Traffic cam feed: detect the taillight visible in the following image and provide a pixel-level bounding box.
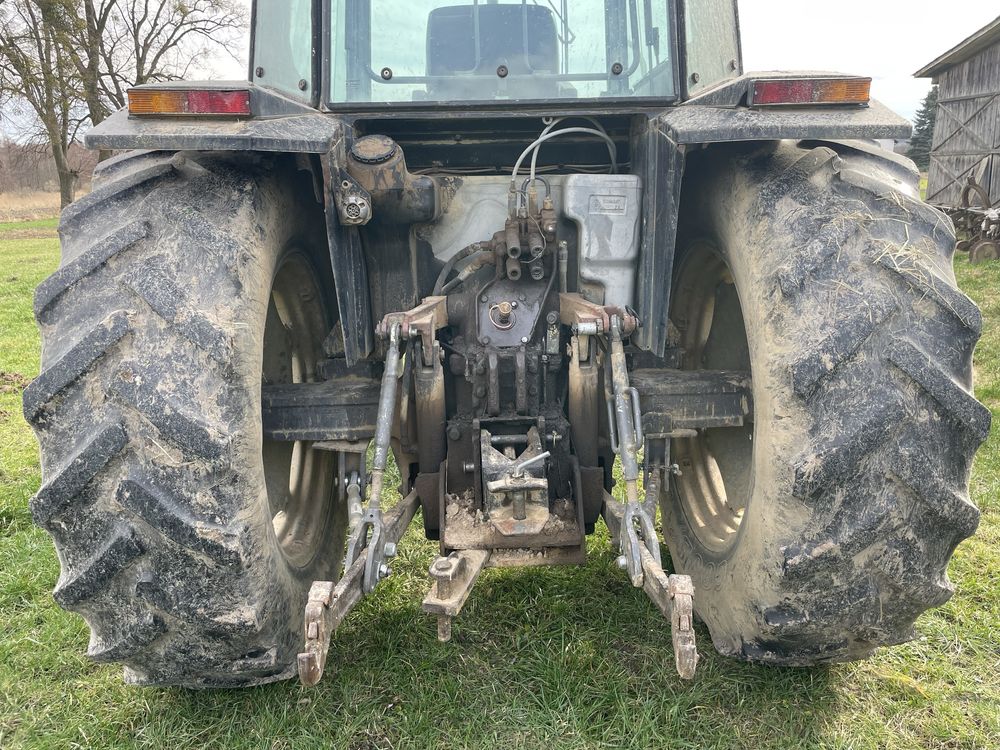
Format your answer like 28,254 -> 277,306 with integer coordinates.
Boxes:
750,77 -> 871,107
127,88 -> 251,117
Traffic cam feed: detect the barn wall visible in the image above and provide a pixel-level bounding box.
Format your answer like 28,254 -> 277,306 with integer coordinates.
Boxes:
926,40 -> 1000,207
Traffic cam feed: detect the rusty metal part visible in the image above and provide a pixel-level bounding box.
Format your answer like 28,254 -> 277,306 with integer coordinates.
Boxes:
970,238 -> 1000,264
378,296 -> 449,364
480,427 -> 550,537
961,176 -> 993,210
489,301 -> 516,330
603,495 -> 698,679
298,490 -> 420,687
639,545 -> 698,680
422,549 -> 491,642
558,293 -> 637,337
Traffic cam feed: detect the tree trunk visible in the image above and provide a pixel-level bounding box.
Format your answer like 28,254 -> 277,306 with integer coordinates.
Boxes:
56,165 -> 76,208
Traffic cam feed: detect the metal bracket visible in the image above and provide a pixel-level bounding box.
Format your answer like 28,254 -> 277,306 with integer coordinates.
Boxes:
345,505 -> 390,594
618,499 -> 661,587
603,495 -> 699,680
558,293 -> 637,338
638,543 -> 699,680
298,490 -> 420,686
378,295 -> 449,365
422,549 -> 491,642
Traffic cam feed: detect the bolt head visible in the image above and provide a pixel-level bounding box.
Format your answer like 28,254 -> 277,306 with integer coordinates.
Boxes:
379,564 -> 392,578
521,337 -> 529,344
434,558 -> 452,572
383,542 -> 397,558
616,555 -> 629,571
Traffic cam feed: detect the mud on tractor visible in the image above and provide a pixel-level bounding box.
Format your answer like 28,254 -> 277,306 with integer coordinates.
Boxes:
25,0 -> 990,687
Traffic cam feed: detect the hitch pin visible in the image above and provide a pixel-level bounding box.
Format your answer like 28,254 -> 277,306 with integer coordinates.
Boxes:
513,451 -> 550,477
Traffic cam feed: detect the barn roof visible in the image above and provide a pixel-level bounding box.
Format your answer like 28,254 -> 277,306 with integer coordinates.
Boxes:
915,15 -> 1000,78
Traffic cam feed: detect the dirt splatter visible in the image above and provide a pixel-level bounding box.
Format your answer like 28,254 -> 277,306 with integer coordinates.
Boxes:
0,371 -> 31,394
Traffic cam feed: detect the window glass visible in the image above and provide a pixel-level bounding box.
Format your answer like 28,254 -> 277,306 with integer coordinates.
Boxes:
684,0 -> 740,96
329,1 -> 674,104
253,0 -> 314,101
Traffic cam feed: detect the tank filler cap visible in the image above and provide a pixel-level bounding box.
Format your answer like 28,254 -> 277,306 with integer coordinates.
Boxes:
350,135 -> 398,165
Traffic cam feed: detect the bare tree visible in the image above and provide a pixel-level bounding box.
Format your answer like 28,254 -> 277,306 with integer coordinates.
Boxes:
0,1 -> 89,206
45,0 -> 245,117
0,0 -> 246,205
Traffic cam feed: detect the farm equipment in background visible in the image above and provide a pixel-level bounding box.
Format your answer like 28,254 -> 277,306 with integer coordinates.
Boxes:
945,175 -> 1000,264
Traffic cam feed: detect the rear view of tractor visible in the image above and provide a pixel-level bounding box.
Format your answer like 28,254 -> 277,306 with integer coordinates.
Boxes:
25,0 -> 989,688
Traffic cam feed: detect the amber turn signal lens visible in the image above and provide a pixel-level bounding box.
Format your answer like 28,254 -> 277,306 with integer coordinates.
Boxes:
128,89 -> 251,117
751,77 -> 871,106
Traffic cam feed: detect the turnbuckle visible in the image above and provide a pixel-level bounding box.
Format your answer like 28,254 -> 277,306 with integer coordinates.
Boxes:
345,321 -> 404,594
299,320 -> 417,686
601,315 -> 699,679
605,315 -> 661,586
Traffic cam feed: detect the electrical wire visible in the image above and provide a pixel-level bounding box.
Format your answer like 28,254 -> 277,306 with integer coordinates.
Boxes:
528,117 -> 615,184
510,127 -> 618,192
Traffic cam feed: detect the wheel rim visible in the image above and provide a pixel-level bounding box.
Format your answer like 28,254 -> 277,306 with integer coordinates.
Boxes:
671,244 -> 754,555
261,253 -> 335,569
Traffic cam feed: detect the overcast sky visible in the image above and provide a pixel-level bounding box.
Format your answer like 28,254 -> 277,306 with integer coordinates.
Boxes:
738,1 -> 998,120
212,1 -> 997,121
3,1 -> 996,139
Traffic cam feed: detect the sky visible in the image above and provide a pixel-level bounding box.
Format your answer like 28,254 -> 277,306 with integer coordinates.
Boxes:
3,1 -> 997,138
212,0 -> 998,121
736,0 -> 998,120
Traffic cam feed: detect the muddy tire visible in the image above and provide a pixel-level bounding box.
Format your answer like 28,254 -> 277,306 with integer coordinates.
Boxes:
24,151 -> 346,686
662,140 -> 990,664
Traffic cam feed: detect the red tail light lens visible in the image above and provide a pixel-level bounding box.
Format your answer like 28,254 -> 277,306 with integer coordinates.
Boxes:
128,89 -> 251,117
751,78 -> 871,107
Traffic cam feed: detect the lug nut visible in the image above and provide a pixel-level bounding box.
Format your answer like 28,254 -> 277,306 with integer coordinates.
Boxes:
616,555 -> 629,571
379,564 -> 392,579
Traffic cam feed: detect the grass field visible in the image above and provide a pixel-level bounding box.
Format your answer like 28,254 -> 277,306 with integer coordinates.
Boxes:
0,217 -> 997,749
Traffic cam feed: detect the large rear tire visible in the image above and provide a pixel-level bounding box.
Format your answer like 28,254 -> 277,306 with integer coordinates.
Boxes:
661,140 -> 990,664
24,151 -> 346,686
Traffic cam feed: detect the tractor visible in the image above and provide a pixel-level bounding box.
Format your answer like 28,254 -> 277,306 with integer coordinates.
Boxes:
25,0 -> 989,687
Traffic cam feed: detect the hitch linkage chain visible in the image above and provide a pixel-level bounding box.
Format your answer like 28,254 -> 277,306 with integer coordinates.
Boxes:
345,321 -> 404,594
603,314 -> 699,679
298,320 -> 419,687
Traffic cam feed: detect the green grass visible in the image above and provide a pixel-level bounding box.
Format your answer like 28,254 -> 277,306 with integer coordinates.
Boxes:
1,224 -> 998,750
0,217 -> 58,234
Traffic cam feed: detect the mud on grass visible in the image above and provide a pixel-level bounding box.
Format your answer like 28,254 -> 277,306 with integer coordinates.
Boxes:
1,222 -> 998,749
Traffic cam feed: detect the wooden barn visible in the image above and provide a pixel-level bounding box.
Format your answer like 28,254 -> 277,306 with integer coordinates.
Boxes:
916,16 -> 1000,208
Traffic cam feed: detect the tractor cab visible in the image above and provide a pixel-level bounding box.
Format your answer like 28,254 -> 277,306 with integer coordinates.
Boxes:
250,0 -> 744,108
